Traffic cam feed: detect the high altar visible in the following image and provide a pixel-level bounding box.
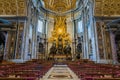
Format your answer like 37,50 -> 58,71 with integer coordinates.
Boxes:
49,16 -> 72,60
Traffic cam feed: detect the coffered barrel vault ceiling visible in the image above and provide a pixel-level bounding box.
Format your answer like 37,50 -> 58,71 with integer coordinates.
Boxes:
39,0 -> 82,21
0,0 -> 26,16
40,0 -> 82,15
95,0 -> 120,17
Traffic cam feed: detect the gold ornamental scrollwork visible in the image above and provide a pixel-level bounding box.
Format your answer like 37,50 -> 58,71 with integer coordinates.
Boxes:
49,16 -> 71,47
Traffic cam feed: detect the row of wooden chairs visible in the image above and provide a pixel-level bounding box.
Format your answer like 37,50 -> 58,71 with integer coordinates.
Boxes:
67,60 -> 120,80
0,60 -> 53,80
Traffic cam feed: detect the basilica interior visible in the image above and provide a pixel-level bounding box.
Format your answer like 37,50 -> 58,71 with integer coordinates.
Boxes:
0,0 -> 120,80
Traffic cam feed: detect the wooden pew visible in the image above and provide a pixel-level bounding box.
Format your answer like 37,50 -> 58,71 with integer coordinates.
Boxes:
94,78 -> 120,80
0,77 -> 37,80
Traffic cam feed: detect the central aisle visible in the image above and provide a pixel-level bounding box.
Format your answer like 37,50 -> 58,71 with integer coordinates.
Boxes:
41,65 -> 80,80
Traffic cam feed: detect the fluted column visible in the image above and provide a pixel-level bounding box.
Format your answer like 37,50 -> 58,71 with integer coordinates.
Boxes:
34,12 -> 39,59
23,1 -> 31,61
73,20 -> 76,60
14,20 -> 20,59
89,1 -> 97,61
4,31 -> 11,60
21,21 -> 27,61
44,20 -> 48,59
82,8 -> 89,59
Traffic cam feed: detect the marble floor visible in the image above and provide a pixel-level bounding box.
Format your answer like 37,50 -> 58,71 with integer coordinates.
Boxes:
41,65 -> 80,80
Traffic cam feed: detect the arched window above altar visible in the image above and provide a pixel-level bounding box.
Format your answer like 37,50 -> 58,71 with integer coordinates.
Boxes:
38,20 -> 43,33
78,20 -> 83,33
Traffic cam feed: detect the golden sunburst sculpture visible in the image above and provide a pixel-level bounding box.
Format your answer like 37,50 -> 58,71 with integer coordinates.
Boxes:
48,16 -> 71,47
43,0 -> 75,46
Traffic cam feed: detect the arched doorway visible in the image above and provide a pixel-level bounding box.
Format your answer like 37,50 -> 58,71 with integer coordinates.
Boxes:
0,32 -> 6,62
115,34 -> 120,63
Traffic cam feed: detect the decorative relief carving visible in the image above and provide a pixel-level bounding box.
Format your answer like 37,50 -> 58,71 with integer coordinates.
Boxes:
94,1 -> 102,16
5,8 -> 11,15
95,0 -> 120,16
0,9 -> 4,15
0,0 -> 26,16
96,22 -> 105,59
17,0 -> 26,16
18,1 -> 25,8
0,2 -> 3,7
18,8 -> 25,16
11,8 -> 17,15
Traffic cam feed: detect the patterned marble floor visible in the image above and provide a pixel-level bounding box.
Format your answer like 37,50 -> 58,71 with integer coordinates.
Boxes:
41,65 -> 80,80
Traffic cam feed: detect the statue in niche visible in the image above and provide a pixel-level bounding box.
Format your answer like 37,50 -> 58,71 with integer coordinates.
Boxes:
28,39 -> 32,59
0,44 -> 4,62
89,39 -> 93,59
57,35 -> 63,54
0,44 -> 4,54
117,40 -> 120,63
76,37 -> 82,59
39,42 -> 44,54
76,43 -> 82,59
